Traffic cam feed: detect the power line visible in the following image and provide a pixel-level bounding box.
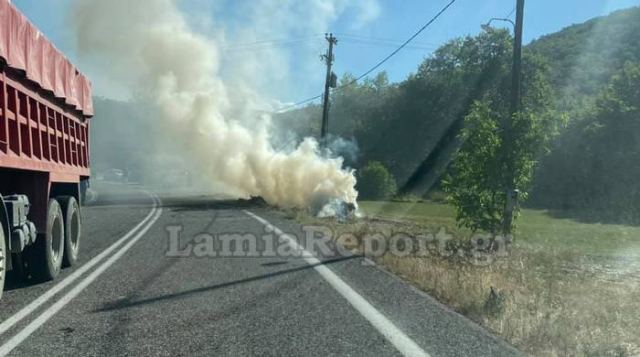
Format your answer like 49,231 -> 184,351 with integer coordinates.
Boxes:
505,7 -> 516,18
223,34 -> 323,48
343,0 -> 457,86
340,38 -> 437,51
275,94 -> 324,113
224,41 -> 321,54
222,35 -> 323,52
224,33 -> 438,53
276,0 -> 457,112
337,33 -> 438,47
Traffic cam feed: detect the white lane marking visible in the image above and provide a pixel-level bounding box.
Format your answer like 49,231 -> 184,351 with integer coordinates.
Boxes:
244,210 -> 431,357
0,197 -> 163,356
0,193 -> 159,336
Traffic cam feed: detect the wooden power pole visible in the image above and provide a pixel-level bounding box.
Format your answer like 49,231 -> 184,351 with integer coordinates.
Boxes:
503,0 -> 525,236
321,33 -> 338,140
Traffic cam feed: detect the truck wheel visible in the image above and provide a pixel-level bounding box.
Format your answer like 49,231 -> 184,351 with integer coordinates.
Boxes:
27,199 -> 64,281
58,196 -> 81,267
0,221 -> 6,299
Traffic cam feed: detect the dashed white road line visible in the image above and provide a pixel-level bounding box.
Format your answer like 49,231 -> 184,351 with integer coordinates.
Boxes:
0,194 -> 162,356
244,210 -> 431,357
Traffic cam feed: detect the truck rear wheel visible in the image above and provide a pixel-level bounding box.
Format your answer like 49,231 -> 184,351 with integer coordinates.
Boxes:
58,196 -> 81,267
27,199 -> 64,281
0,221 -> 6,299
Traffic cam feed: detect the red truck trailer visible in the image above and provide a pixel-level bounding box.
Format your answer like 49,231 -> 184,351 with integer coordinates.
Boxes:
0,0 -> 93,298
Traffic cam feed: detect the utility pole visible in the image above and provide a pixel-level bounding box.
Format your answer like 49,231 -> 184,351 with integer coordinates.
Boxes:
321,33 -> 338,140
502,0 -> 525,237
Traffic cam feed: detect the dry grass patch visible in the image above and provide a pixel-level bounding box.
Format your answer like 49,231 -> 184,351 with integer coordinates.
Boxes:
291,201 -> 640,356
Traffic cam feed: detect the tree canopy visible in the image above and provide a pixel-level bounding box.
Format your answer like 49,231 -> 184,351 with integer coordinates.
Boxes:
276,6 -> 640,225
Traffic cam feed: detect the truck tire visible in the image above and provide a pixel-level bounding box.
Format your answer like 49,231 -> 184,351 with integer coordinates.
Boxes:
58,196 -> 81,267
0,221 -> 6,299
27,199 -> 64,281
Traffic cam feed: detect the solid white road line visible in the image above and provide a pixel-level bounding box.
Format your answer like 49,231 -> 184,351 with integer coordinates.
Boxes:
0,196 -> 163,356
0,193 -> 159,337
244,210 -> 431,357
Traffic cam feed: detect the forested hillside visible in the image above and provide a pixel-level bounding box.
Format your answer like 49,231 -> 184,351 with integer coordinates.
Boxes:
528,7 -> 640,111
278,6 -> 640,223
526,7 -> 640,221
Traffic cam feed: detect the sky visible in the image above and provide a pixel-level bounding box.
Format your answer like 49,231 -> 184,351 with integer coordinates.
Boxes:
11,0 -> 640,106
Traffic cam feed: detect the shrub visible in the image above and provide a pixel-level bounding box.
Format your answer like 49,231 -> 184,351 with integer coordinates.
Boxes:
357,161 -> 397,200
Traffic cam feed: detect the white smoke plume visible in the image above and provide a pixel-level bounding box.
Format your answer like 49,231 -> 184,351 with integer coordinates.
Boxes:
71,0 -> 372,210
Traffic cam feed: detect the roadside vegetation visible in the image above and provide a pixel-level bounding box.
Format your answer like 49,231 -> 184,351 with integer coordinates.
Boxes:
285,7 -> 640,356
277,7 -> 640,226
294,200 -> 640,356
356,161 -> 398,200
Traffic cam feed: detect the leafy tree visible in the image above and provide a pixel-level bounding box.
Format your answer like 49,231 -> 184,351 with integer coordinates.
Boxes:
329,72 -> 397,152
273,7 -> 640,222
531,62 -> 640,222
443,47 -> 559,234
357,161 -> 398,200
367,28 -> 517,188
443,102 -> 502,232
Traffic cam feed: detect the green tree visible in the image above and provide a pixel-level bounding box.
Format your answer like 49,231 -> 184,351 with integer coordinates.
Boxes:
532,62 -> 640,222
357,29 -> 518,187
357,161 -> 398,200
443,47 -> 559,234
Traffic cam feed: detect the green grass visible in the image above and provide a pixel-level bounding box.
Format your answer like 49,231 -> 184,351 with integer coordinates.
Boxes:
294,200 -> 640,355
359,200 -> 640,257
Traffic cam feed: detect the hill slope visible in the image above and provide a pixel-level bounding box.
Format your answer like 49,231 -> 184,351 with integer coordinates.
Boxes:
528,6 -> 640,110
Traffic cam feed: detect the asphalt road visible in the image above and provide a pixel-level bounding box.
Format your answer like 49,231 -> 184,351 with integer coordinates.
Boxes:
0,183 -> 522,357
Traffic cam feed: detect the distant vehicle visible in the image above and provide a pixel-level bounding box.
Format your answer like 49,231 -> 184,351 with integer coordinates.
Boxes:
0,1 -> 94,298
